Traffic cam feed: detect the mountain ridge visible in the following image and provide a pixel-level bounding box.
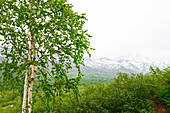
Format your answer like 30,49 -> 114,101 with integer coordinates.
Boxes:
78,56 -> 169,78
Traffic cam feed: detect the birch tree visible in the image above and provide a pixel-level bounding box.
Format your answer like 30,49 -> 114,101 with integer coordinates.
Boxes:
0,0 -> 93,112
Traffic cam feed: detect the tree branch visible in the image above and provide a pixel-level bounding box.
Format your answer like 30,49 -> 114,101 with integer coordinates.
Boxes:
10,41 -> 27,63
36,68 -> 67,85
37,50 -> 61,62
20,26 -> 29,49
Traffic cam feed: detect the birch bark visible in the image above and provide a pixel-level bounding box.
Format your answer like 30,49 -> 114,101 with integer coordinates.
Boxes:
22,70 -> 28,113
28,38 -> 36,113
22,35 -> 32,113
28,65 -> 36,113
27,1 -> 36,112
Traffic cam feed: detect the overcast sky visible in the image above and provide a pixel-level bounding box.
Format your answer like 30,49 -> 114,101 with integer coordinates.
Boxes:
67,0 -> 170,61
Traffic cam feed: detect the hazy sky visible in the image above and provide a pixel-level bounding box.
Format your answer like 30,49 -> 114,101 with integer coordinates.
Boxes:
68,0 -> 170,61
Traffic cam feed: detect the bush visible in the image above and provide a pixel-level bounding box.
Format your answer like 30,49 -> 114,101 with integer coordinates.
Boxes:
158,78 -> 170,111
60,67 -> 169,113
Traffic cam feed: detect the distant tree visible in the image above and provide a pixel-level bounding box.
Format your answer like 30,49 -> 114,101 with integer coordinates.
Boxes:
0,0 -> 94,112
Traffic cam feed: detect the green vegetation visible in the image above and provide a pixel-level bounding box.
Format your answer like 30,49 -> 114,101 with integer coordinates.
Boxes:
0,67 -> 169,113
157,73 -> 170,111
0,0 -> 94,112
79,78 -> 111,87
0,91 -> 21,113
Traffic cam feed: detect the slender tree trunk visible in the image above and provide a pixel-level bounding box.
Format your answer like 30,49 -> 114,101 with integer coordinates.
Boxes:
22,70 -> 29,113
24,34 -> 32,113
28,65 -> 36,113
28,38 -> 36,113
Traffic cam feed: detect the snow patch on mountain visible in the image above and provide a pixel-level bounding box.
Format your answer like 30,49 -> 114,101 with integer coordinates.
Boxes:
84,56 -> 169,74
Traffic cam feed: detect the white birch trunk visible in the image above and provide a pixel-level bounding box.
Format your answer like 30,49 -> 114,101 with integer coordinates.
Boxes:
28,65 -> 36,113
22,35 -> 32,113
22,70 -> 28,113
28,38 -> 36,113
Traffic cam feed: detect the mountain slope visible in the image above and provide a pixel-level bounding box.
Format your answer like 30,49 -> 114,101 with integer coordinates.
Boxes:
77,56 -> 169,78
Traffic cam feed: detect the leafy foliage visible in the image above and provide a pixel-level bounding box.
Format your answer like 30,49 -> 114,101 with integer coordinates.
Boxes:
59,67 -> 170,113
0,0 -> 93,112
0,91 -> 21,113
157,70 -> 170,111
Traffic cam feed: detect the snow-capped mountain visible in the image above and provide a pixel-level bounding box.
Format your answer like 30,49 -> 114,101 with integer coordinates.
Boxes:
0,49 -> 169,78
81,56 -> 169,78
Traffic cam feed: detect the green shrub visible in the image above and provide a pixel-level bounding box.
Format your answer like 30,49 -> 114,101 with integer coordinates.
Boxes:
158,78 -> 170,111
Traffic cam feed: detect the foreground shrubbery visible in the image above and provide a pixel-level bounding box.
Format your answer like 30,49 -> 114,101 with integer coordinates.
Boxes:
0,67 -> 170,112
157,73 -> 170,111
60,67 -> 170,113
0,91 -> 21,113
